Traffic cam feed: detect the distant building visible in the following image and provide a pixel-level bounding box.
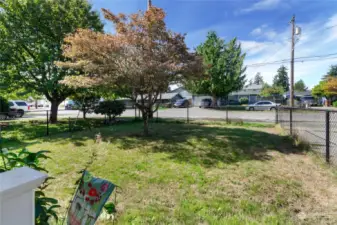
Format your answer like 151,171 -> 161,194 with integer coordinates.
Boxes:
229,84 -> 263,103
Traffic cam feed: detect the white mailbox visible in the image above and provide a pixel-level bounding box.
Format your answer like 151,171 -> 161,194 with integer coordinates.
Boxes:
0,167 -> 47,225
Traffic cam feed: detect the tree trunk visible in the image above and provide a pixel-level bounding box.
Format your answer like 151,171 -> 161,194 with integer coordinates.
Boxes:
82,106 -> 86,119
35,100 -> 38,109
148,111 -> 153,119
50,100 -> 61,123
212,95 -> 218,108
142,111 -> 149,136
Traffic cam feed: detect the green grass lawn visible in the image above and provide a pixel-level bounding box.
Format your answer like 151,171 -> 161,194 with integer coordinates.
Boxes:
3,120 -> 337,224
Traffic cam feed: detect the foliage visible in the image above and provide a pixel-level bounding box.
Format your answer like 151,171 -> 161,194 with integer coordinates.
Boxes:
322,77 -> 337,96
59,6 -> 202,135
0,0 -> 103,123
72,90 -> 101,119
312,81 -> 327,97
94,101 -> 126,122
260,84 -> 284,97
239,97 -> 249,104
0,96 -> 9,113
0,148 -> 60,224
333,101 -> 337,108
323,65 -> 337,80
185,31 -> 246,107
273,66 -> 289,92
294,79 -> 307,92
253,72 -> 264,85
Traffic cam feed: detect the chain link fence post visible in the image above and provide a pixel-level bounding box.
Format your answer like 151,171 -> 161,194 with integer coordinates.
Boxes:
326,111 -> 330,164
46,110 -> 49,136
275,107 -> 279,124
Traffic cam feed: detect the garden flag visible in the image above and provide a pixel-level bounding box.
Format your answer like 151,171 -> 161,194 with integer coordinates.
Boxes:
67,171 -> 115,225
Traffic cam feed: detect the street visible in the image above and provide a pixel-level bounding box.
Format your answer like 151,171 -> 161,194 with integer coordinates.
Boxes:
21,107 -> 277,122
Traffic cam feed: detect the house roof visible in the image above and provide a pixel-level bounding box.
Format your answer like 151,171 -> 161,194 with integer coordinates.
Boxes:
245,84 -> 263,90
160,92 -> 181,100
170,87 -> 185,93
230,84 -> 263,96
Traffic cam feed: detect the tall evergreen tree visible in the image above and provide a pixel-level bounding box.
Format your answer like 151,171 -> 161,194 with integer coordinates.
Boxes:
0,0 -> 103,123
273,65 -> 289,92
253,72 -> 264,85
323,65 -> 337,80
186,31 -> 246,107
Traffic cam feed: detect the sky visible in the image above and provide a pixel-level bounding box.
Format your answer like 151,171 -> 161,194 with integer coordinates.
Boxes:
90,0 -> 337,89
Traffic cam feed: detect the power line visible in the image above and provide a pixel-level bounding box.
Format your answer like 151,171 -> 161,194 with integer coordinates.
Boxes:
247,54 -> 337,67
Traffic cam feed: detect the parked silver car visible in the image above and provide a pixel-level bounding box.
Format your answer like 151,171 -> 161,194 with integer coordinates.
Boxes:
246,101 -> 280,111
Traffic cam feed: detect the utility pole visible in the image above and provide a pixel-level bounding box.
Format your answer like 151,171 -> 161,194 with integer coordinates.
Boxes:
290,15 -> 295,107
148,0 -> 152,9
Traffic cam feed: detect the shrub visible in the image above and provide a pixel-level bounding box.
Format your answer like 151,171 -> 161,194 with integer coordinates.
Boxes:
0,96 -> 9,112
94,100 -> 126,122
72,92 -> 101,119
239,97 -> 249,105
333,101 -> 337,108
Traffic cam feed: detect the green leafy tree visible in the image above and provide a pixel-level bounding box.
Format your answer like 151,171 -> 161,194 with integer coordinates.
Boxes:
323,65 -> 337,80
294,79 -> 307,92
186,31 -> 246,107
253,72 -> 264,85
72,90 -> 101,119
0,0 -> 103,123
273,65 -> 289,92
312,81 -> 326,97
260,83 -> 284,102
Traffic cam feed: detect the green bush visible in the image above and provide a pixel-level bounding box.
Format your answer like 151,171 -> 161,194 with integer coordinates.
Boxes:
333,101 -> 337,107
0,96 -> 9,112
94,100 -> 126,122
239,97 -> 249,105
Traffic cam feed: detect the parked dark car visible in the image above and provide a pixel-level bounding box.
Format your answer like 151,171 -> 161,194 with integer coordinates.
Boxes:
0,108 -> 18,120
65,100 -> 80,110
199,98 -> 212,108
174,99 -> 189,108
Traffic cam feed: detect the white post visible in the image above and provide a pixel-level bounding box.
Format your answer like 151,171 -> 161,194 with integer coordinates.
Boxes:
0,167 -> 47,225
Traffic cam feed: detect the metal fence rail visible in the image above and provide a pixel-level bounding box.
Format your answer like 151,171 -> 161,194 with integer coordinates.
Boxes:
279,107 -> 337,165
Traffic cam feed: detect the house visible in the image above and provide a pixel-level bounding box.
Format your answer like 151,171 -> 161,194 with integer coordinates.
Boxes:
157,92 -> 184,106
228,84 -> 263,103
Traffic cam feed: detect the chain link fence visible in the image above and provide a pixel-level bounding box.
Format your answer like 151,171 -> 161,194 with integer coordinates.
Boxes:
0,110 -> 111,143
279,107 -> 337,165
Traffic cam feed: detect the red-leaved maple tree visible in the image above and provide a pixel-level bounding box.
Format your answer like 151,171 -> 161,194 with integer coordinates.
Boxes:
59,7 -> 203,135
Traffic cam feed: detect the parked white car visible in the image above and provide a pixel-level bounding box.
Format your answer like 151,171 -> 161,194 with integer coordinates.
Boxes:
246,101 -> 280,111
8,100 -> 30,117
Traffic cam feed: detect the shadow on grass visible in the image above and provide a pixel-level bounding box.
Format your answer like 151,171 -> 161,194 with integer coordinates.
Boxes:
3,119 -> 305,167
106,122 -> 304,167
